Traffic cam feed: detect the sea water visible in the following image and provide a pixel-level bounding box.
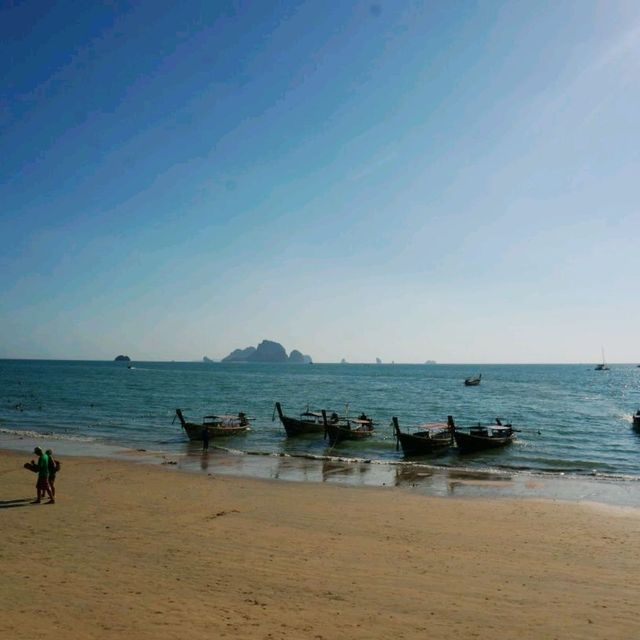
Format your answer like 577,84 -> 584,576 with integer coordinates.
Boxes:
2,360 -> 639,483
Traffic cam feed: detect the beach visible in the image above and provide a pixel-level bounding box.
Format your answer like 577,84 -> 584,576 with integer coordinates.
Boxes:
1,449 -> 638,639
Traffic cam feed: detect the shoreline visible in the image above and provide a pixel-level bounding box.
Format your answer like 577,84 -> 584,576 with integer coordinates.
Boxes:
2,430 -> 639,508
1,448 -> 639,640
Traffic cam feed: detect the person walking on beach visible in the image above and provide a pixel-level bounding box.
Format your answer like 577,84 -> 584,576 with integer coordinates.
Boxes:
202,425 -> 210,452
33,447 -> 54,504
46,449 -> 60,500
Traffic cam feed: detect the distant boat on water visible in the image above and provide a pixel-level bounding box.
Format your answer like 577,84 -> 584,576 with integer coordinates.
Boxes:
632,410 -> 640,432
594,348 -> 609,371
464,374 -> 481,386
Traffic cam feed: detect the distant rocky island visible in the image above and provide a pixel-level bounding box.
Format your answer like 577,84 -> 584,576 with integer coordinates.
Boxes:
202,356 -> 215,363
114,355 -> 131,362
222,340 -> 312,364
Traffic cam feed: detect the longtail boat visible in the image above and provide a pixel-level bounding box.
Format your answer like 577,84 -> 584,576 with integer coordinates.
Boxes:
633,409 -> 640,432
175,408 -> 250,441
451,417 -> 514,453
392,416 -> 453,455
322,410 -> 374,446
274,402 -> 327,436
464,374 -> 482,386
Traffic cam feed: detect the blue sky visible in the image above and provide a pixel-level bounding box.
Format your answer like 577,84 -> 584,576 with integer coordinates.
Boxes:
1,0 -> 639,363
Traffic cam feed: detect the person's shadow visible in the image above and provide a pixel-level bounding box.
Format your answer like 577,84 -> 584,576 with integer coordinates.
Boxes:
0,498 -> 34,509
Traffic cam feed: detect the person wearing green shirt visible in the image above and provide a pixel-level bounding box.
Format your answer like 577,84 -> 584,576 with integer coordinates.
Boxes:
33,447 -> 54,504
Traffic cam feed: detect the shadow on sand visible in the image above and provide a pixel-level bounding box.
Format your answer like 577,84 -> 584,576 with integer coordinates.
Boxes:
0,498 -> 35,509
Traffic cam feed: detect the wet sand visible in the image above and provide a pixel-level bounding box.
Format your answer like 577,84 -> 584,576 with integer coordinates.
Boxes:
1,448 -> 639,639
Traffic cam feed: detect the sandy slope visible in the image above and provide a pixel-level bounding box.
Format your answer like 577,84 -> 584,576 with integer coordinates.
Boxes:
1,449 -> 638,640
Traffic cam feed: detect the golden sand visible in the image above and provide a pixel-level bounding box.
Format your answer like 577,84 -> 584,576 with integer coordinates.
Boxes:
1,449 -> 638,639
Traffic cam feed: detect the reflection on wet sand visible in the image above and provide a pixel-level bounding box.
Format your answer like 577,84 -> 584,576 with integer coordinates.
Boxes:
321,459 -> 369,482
393,465 -> 435,486
445,469 -> 513,495
391,463 -> 519,496
179,444 -> 521,494
447,469 -> 513,483
272,455 -> 320,482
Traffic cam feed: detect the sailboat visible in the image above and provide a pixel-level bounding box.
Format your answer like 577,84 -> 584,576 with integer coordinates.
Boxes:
594,348 -> 609,371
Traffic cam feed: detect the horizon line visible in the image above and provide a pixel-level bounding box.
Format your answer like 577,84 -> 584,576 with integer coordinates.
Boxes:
1,357 -> 639,366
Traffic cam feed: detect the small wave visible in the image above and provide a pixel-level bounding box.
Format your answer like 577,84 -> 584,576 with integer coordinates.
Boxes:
216,446 -> 511,476
586,470 -> 640,482
217,445 -> 406,467
0,427 -> 95,442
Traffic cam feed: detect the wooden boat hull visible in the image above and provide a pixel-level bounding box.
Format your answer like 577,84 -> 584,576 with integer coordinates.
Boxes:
275,402 -> 326,437
175,409 -> 249,441
392,417 -> 453,455
453,430 -> 513,453
279,415 -> 325,437
395,431 -> 452,455
325,421 -> 374,446
181,422 -> 248,441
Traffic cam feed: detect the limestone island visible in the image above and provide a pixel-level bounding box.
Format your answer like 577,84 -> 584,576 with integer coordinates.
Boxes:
222,339 -> 312,364
114,355 -> 131,362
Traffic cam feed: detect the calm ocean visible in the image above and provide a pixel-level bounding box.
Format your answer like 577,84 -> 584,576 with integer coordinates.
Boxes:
1,359 -> 640,482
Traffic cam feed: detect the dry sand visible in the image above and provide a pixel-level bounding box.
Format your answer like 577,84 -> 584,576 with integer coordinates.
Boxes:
1,449 -> 638,640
